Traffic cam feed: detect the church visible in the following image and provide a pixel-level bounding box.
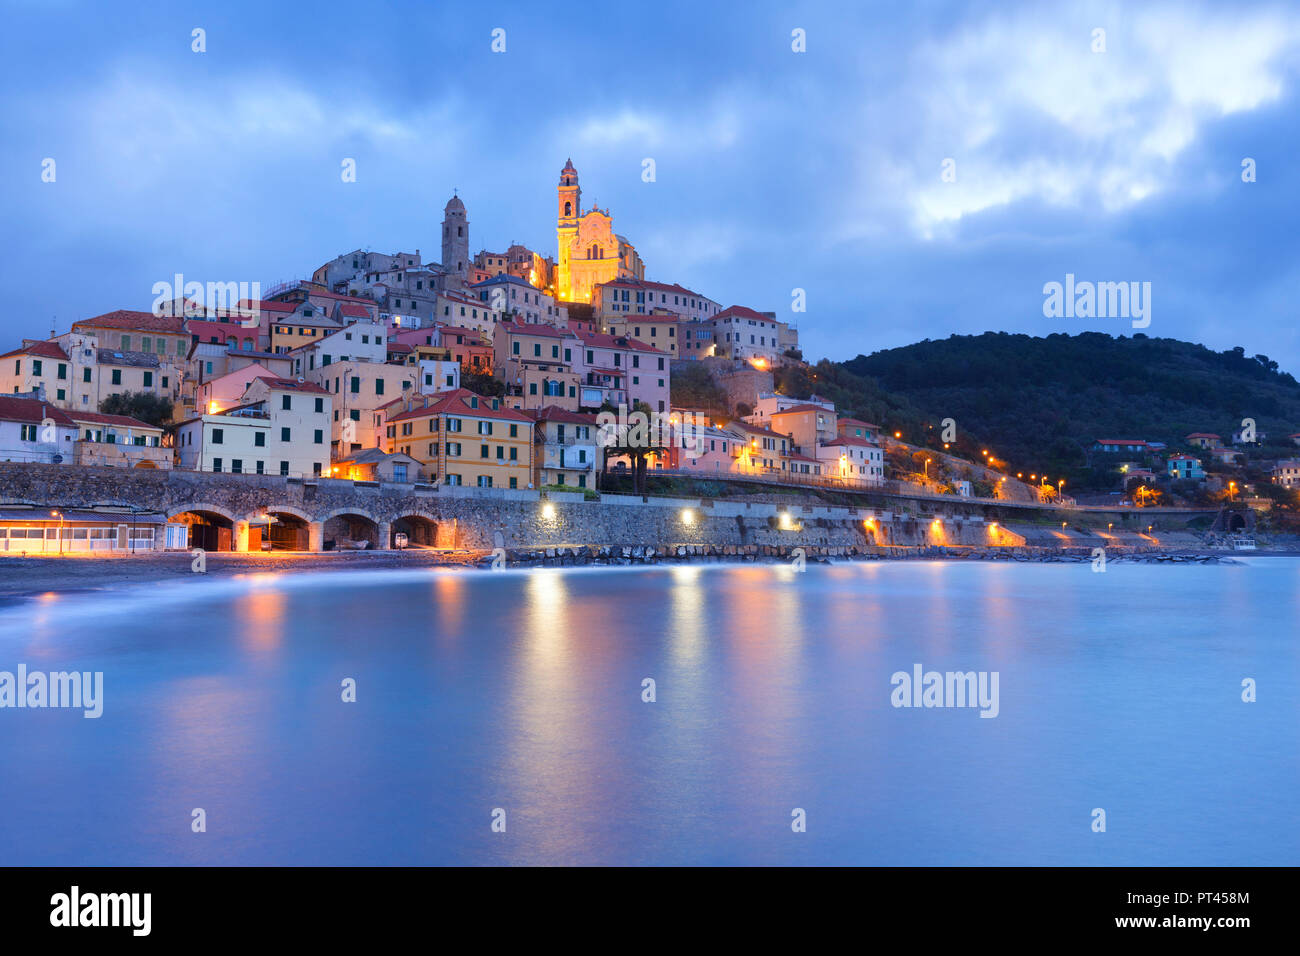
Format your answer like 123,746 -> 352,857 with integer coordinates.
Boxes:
554,159 -> 644,303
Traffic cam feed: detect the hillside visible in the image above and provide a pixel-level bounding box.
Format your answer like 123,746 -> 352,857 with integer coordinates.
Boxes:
780,332 -> 1300,490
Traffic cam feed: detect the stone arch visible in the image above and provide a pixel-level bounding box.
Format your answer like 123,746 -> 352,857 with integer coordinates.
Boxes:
390,509 -> 439,548
167,503 -> 239,551
261,504 -> 313,551
321,508 -> 380,550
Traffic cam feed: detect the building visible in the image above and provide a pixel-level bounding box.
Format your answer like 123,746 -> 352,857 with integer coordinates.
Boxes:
382,388 -> 534,488
71,310 -> 190,365
495,321 -> 582,411
69,411 -> 170,469
0,505 -> 164,554
304,359 -> 417,458
815,436 -> 885,486
176,376 -> 332,477
1272,459 -> 1300,489
330,448 -> 425,484
0,395 -> 77,463
1,341 -> 75,402
712,305 -> 783,363
434,290 -> 502,340
573,330 -> 670,413
469,273 -> 566,327
725,420 -> 792,476
268,307 -> 343,355
837,417 -> 883,443
604,314 -> 681,359
1167,453 -> 1205,480
1185,433 -> 1223,450
766,403 -> 837,455
1209,446 -> 1243,465
442,193 -> 469,282
593,277 -> 719,325
1093,439 -> 1151,454
531,406 -> 599,489
554,159 -> 644,303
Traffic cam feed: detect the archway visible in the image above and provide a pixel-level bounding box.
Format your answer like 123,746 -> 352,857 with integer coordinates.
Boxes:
1227,512 -> 1247,533
323,511 -> 380,550
391,513 -> 438,548
168,507 -> 236,551
263,507 -> 311,551
133,460 -> 157,469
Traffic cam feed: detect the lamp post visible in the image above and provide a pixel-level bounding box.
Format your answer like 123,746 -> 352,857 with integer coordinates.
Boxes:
51,509 -> 63,556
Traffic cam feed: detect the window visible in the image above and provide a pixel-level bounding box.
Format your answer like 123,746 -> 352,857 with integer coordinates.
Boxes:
231,459 -> 243,474
56,363 -> 66,379
350,377 -> 360,393
82,368 -> 91,383
282,395 -> 292,410
212,428 -> 224,444
111,369 -> 121,385
375,379 -> 384,395
19,424 -> 37,441
480,444 -> 489,458
255,432 -> 265,447
212,458 -> 223,472
280,461 -> 289,476
314,397 -> 323,413
142,371 -> 153,387
281,427 -> 291,442
314,429 -> 323,444
255,460 -> 264,474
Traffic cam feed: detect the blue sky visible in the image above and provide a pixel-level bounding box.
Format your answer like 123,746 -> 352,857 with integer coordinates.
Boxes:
2,0 -> 1298,372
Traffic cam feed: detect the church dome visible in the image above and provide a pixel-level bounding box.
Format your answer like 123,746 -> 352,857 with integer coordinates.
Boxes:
561,158 -> 577,175
444,193 -> 465,213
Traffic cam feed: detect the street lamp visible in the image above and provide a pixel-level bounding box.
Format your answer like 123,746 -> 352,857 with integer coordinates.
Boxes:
924,458 -> 932,478
51,509 -> 63,556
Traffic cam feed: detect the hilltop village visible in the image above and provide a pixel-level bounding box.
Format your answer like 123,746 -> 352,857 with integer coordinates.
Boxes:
1,159 -> 1297,554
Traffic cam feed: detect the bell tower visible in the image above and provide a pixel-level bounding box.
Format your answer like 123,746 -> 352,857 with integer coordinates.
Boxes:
442,192 -> 468,283
556,159 -> 580,301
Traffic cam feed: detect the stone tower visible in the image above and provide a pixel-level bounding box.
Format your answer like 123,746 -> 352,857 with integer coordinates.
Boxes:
442,193 -> 468,280
555,159 -> 580,301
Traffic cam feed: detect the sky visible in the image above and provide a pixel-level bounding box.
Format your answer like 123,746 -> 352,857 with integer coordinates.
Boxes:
1,0 -> 1298,373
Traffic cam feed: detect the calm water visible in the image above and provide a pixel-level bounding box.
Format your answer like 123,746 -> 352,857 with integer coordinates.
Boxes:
0,558 -> 1296,866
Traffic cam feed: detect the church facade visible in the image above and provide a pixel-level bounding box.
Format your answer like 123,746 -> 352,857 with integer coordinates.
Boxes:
554,159 -> 644,303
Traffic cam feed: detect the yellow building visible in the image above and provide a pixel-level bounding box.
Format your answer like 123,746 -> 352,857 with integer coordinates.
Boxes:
555,158 -> 643,303
270,313 -> 342,354
383,388 -> 534,488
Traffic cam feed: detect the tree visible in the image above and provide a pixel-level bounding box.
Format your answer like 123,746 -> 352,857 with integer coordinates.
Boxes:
100,391 -> 172,426
461,370 -> 505,397
600,400 -> 656,495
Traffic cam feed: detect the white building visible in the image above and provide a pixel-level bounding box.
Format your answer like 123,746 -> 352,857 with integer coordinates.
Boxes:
0,395 -> 77,463
713,305 -> 782,363
176,376 -> 332,477
815,436 -> 885,486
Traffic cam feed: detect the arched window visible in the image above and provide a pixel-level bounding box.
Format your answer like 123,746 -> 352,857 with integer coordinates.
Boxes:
589,244 -> 599,259
564,201 -> 572,217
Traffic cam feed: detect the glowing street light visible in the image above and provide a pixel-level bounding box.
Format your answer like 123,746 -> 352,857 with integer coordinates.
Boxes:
680,508 -> 695,525
541,502 -> 556,520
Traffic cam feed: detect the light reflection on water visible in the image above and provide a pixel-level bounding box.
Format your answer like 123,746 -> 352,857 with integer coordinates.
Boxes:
0,559 -> 1296,865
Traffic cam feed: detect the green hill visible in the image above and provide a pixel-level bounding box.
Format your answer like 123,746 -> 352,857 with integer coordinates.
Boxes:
776,332 -> 1300,491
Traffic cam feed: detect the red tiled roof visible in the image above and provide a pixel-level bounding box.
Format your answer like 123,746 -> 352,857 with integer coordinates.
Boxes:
714,305 -> 774,323
838,417 -> 878,429
1095,439 -> 1148,445
574,329 -> 665,354
238,299 -> 297,313
337,303 -> 371,318
68,410 -> 160,430
387,388 -> 533,424
0,340 -> 69,361
1185,433 -> 1221,439
73,310 -> 186,334
597,276 -> 711,300
253,376 -> 331,395
772,404 -> 832,416
0,395 -> 75,426
499,321 -> 578,339
821,436 -> 878,448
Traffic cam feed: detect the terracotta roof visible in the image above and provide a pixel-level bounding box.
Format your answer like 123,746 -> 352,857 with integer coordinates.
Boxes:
574,329 -> 665,354
499,321 -> 578,339
597,276 -> 712,300
714,305 -> 774,323
1185,433 -> 1221,439
821,436 -> 878,448
0,340 -> 69,361
253,376 -> 331,395
238,299 -> 296,313
837,417 -> 878,429
1095,439 -> 1148,445
68,410 -> 160,430
772,404 -> 833,416
337,303 -> 371,318
73,310 -> 186,334
387,388 -> 533,424
0,395 -> 75,426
